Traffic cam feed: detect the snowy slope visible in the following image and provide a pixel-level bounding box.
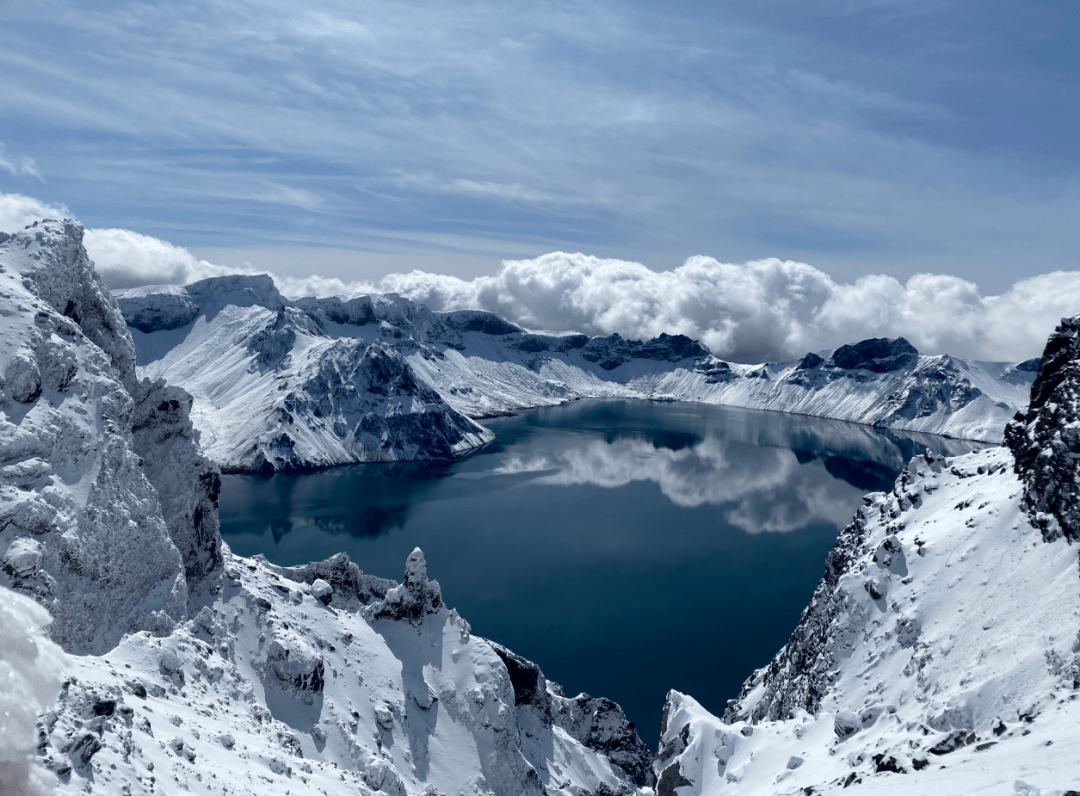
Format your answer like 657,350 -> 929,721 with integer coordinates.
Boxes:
649,319 -> 1080,794
1,220 -> 653,796
40,548 -> 652,796
120,276 -> 493,473
117,279 -> 1034,472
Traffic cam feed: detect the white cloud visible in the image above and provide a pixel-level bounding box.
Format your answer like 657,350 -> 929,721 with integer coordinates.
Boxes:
495,435 -> 859,534
368,253 -> 1080,363
0,191 -> 68,232
0,143 -> 44,182
16,198 -> 1071,364
83,228 -> 262,289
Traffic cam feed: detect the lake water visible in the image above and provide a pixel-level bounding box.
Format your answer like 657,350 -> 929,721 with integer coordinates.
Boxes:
219,399 -> 985,749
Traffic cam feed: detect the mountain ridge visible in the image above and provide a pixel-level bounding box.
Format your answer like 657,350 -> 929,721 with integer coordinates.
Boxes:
116,272 -> 1035,473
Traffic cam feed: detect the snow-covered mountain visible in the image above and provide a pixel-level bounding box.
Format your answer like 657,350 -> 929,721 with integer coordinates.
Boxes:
1,220 -> 651,796
650,317 -> 1080,793
116,275 -> 1035,473
6,217 -> 1080,795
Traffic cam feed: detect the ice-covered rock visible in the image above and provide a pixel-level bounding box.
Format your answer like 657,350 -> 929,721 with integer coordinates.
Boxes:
371,547 -> 444,625
1005,313 -> 1080,542
0,219 -> 223,653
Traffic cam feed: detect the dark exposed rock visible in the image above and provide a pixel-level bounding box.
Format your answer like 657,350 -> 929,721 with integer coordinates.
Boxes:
799,352 -> 825,370
121,293 -> 200,333
582,332 -> 710,370
694,359 -> 733,384
70,731 -> 103,766
258,552 -> 394,610
489,643 -> 549,712
370,547 -> 444,625
1005,315 -> 1080,541
828,337 -> 919,373
294,294 -> 376,327
514,332 -> 590,353
656,762 -> 692,796
441,310 -> 521,336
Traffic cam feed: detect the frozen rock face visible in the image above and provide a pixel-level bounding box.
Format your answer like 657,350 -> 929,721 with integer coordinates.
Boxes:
120,280 -> 1034,468
129,377 -> 223,598
0,220 -> 207,653
488,642 -> 653,789
370,547 -> 444,625
1005,313 -> 1080,542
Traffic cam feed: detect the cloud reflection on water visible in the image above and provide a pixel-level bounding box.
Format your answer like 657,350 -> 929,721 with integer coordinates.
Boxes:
494,434 -> 882,533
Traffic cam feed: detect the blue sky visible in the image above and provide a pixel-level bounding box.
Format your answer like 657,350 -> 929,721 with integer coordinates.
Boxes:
1,0 -> 1077,291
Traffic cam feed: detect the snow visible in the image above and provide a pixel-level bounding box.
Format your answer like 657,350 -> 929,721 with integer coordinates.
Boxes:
5,219 -> 1079,796
0,585 -> 69,796
654,445 -> 1080,794
116,278 -> 1034,473
37,548 -> 651,796
3,221 -> 653,796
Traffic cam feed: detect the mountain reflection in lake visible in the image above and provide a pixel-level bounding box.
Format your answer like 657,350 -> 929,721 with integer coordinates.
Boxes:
219,399 -> 986,748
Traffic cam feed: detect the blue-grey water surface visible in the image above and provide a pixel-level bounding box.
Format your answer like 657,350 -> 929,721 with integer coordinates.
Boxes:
219,400 -> 984,749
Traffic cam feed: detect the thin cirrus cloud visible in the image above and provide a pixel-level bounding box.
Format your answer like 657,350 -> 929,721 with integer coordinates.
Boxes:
0,0 -> 1077,290
0,143 -> 44,182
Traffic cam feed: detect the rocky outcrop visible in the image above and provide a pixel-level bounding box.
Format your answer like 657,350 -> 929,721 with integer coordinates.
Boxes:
370,547 -> 444,625
580,332 -> 711,370
1005,314 -> 1080,542
827,337 -> 919,373
0,220 -> 220,652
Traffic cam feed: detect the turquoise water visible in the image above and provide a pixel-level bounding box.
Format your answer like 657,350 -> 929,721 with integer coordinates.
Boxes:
219,399 -> 983,748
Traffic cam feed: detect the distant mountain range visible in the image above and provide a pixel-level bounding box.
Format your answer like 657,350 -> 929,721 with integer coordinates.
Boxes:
116,274 -> 1035,474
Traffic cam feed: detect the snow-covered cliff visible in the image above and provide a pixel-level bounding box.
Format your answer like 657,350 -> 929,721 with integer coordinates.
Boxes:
0,220 -> 221,652
649,318 -> 1080,793
116,277 -> 1034,473
1,219 -> 652,796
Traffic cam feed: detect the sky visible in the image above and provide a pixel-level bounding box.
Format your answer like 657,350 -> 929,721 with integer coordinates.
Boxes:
1,0 -> 1078,361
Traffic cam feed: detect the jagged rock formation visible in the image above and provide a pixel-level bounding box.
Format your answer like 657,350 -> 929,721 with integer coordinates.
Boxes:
0,220 -> 221,652
1005,314 -> 1080,542
39,548 -> 653,796
116,277 -> 494,473
116,279 -> 1035,473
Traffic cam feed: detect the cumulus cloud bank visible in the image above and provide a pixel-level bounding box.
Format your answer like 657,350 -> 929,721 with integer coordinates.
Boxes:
372,253 -> 1080,363
5,192 -> 1073,363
